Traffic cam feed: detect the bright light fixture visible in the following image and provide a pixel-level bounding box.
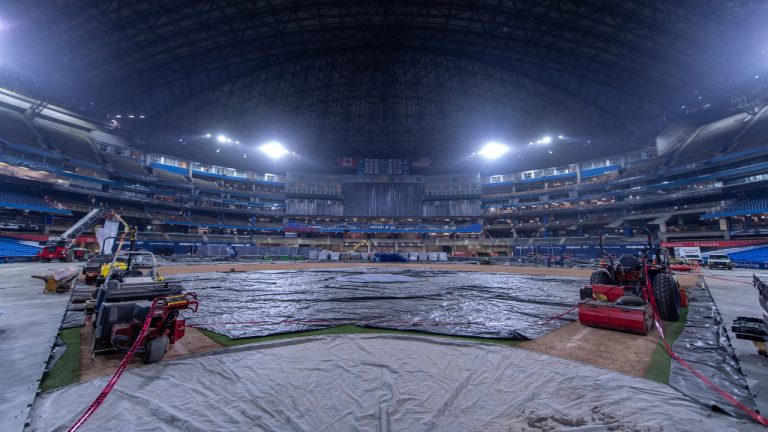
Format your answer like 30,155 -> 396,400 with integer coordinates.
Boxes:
541,136 -> 552,144
478,141 -> 509,160
217,135 -> 227,143
205,133 -> 212,138
259,141 -> 289,159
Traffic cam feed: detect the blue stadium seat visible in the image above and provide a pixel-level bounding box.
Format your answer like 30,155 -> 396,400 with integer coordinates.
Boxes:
728,246 -> 768,263
719,198 -> 768,215
0,191 -> 53,208
0,238 -> 41,258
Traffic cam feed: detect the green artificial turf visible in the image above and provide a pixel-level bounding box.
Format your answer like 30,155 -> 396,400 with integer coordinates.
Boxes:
644,307 -> 689,384
199,324 -> 521,347
40,328 -> 81,392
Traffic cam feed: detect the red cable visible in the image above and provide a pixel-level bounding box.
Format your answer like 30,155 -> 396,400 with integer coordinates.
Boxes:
540,304 -> 578,323
68,298 -> 161,432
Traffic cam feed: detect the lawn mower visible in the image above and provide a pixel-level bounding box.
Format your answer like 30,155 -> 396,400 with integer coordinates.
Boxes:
86,250 -> 197,363
578,227 -> 682,335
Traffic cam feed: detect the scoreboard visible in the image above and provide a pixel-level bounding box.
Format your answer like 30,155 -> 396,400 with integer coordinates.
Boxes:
356,158 -> 410,175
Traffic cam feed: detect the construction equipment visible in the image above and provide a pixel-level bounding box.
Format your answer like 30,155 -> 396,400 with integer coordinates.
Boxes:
89,230 -> 144,287
31,266 -> 78,293
351,239 -> 372,253
578,227 -> 682,335
86,250 -> 196,363
36,207 -> 126,262
732,275 -> 768,357
82,255 -> 105,285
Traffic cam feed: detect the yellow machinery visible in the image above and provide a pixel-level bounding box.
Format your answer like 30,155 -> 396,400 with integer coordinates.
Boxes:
351,240 -> 372,253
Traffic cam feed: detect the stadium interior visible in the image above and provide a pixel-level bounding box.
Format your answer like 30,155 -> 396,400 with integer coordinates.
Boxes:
1,1 -> 768,431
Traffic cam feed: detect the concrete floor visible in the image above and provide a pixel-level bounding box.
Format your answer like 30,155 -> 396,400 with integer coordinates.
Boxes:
702,268 -> 768,416
0,262 -> 73,432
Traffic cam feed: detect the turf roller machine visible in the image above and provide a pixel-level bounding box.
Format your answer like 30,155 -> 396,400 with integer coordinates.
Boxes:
578,227 -> 682,335
86,250 -> 198,363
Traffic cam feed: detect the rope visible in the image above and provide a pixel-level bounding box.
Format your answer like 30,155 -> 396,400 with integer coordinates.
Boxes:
539,304 -> 578,323
68,298 -> 161,432
642,265 -> 768,426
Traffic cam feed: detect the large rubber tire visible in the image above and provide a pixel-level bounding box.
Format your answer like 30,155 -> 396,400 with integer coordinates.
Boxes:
590,270 -> 612,285
143,335 -> 169,364
652,273 -> 681,322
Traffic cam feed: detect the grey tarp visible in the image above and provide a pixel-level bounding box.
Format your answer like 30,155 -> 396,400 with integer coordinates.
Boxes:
61,282 -> 93,329
28,335 -> 761,431
669,281 -> 756,419
177,270 -> 581,340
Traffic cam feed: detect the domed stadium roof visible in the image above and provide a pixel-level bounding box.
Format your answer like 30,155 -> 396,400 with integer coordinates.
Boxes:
2,1 -> 767,169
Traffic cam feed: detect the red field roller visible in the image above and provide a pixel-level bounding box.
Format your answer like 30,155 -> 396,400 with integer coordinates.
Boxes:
578,228 -> 681,336
578,287 -> 653,335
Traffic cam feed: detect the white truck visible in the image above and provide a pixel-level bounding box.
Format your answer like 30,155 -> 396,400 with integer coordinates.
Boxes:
674,246 -> 702,264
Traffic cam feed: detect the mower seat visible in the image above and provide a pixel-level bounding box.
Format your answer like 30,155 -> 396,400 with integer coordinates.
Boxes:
618,255 -> 641,272
93,300 -> 152,342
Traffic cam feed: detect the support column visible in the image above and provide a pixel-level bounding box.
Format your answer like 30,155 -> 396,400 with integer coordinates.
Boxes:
658,221 -> 667,242
719,218 -> 730,240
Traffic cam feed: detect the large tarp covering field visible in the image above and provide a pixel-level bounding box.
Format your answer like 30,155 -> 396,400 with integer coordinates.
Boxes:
29,335 -> 761,431
176,269 -> 582,340
669,282 -> 757,419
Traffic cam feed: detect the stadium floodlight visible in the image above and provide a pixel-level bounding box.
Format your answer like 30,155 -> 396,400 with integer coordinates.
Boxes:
541,136 -> 552,144
259,141 -> 289,159
478,141 -> 509,160
205,133 -> 211,138
217,134 -> 228,143
557,135 -> 564,139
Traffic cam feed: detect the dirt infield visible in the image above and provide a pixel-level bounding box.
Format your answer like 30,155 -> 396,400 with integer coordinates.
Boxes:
519,274 -> 698,377
74,263 -> 699,381
79,327 -> 221,381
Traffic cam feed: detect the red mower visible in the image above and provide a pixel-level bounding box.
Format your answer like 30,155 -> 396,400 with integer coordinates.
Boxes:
578,228 -> 682,335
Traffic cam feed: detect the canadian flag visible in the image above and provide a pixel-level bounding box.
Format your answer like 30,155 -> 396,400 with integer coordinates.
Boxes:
337,157 -> 356,167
